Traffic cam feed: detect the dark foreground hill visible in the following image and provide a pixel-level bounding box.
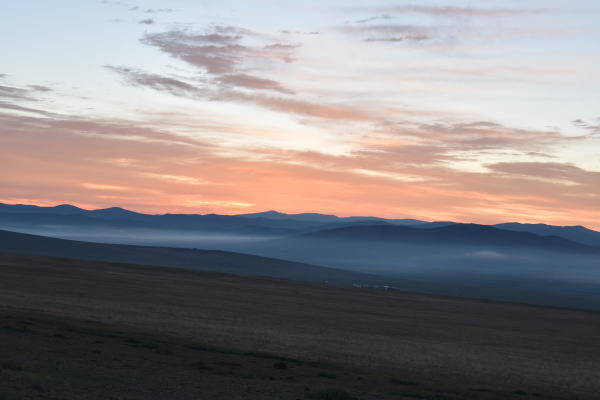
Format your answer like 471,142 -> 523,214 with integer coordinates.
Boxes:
0,229 -> 386,286
1,252 -> 599,400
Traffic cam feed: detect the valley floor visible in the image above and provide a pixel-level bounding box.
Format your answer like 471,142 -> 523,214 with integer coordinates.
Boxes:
1,252 -> 599,400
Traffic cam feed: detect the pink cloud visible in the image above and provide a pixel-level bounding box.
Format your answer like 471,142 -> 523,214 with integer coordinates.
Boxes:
2,109 -> 599,229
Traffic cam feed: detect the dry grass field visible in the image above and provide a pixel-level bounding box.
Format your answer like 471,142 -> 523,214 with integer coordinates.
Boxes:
1,251 -> 599,399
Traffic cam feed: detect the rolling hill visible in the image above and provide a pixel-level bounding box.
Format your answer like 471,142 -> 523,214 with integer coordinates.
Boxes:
2,251 -> 599,399
495,222 -> 600,247
0,229 -> 388,286
301,223 -> 600,253
1,227 -> 599,310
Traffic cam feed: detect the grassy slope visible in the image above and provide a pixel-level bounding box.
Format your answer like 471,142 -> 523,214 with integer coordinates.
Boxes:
1,252 -> 599,400
0,229 -> 387,285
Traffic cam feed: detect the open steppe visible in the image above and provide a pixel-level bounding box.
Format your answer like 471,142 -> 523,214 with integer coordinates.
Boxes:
1,251 -> 599,399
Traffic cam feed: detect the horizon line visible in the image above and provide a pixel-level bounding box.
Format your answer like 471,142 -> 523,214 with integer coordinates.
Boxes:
0,200 -> 592,230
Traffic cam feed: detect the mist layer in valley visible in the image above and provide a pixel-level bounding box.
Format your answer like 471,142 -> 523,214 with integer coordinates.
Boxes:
2,203 -> 600,310
2,225 -> 276,248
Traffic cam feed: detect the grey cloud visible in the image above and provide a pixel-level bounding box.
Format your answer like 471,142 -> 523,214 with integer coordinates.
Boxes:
344,121 -> 567,168
281,30 -> 320,35
101,2 -> 173,14
0,101 -> 54,116
342,7 -> 544,45
213,25 -> 259,37
28,85 -> 52,92
486,162 -> 600,188
130,6 -> 172,13
144,8 -> 173,14
0,110 -> 212,150
139,18 -> 155,25
572,118 -> 600,136
141,31 -> 241,74
0,79 -> 56,116
224,92 -> 372,121
108,65 -> 374,121
140,28 -> 298,92
216,74 -> 294,94
0,85 -> 32,101
354,14 -> 392,24
351,6 -> 544,18
376,120 -> 567,157
339,24 -> 432,35
386,6 -> 543,17
264,43 -> 301,50
105,66 -> 207,97
365,35 -> 431,42
337,24 -> 436,43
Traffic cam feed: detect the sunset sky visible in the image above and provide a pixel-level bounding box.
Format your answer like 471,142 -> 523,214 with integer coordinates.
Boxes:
1,1 -> 599,227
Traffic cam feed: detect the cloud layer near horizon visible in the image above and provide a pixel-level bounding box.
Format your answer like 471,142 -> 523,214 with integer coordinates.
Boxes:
1,102 -> 599,228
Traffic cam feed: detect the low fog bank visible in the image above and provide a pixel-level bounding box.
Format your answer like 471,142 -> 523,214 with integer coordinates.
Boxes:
244,238 -> 600,282
234,237 -> 600,310
3,223 -> 600,310
0,224 -> 277,248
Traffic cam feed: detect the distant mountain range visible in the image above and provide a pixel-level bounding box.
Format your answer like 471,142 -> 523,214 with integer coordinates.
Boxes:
494,223 -> 600,247
238,210 -> 427,225
1,202 -> 599,246
1,202 -> 600,311
0,203 -> 318,235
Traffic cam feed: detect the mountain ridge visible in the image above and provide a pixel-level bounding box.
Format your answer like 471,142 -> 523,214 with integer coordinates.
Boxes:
1,202 -> 599,246
301,223 -> 600,253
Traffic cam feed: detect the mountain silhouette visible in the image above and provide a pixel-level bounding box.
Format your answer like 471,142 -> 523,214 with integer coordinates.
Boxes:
1,202 -> 599,247
302,223 -> 600,253
495,223 -> 600,247
238,210 -> 426,225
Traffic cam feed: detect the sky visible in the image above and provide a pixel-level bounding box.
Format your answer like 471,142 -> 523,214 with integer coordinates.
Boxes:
1,0 -> 599,227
